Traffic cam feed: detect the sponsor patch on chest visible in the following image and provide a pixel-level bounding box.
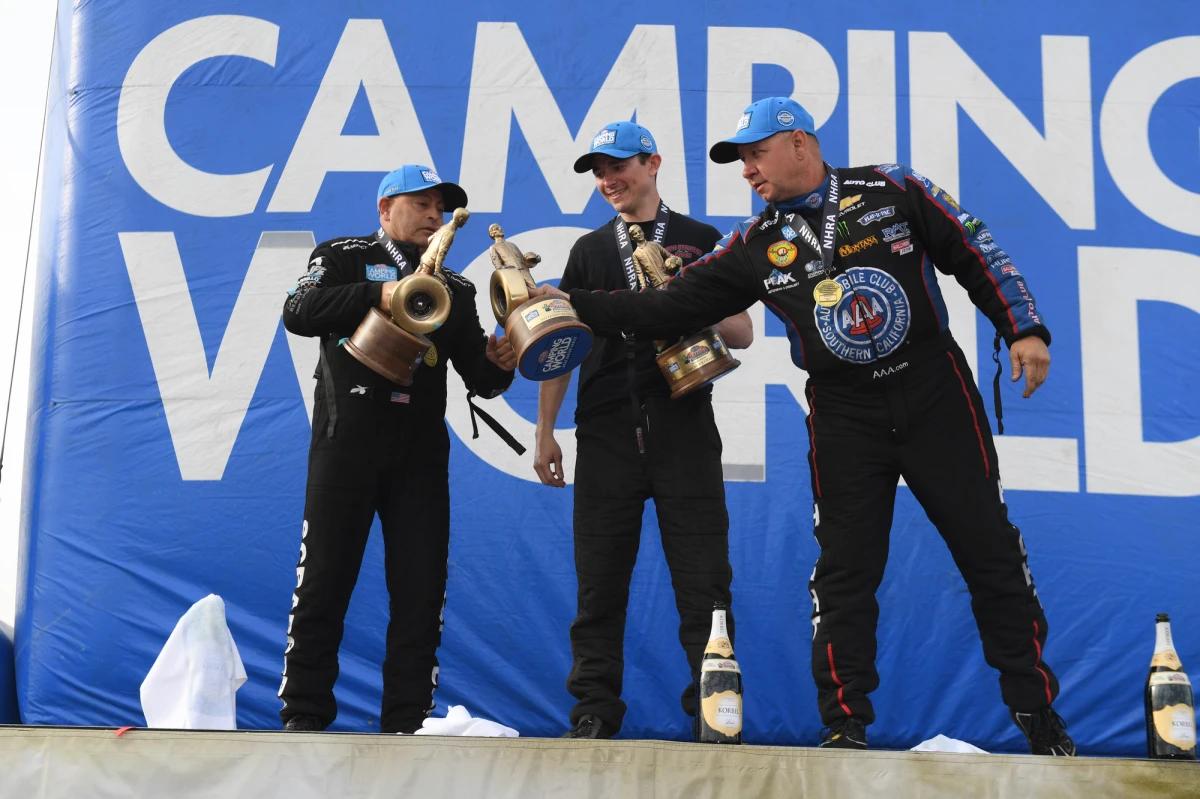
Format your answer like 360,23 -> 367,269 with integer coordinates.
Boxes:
365,264 -> 399,281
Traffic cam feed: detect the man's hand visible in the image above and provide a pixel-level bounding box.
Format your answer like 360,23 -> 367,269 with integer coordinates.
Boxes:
528,284 -> 569,302
533,430 -> 566,487
1010,336 -> 1050,398
378,280 -> 400,311
486,333 -> 517,371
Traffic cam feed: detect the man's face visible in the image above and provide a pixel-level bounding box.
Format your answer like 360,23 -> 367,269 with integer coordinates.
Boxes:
592,153 -> 660,216
737,131 -> 807,203
379,188 -> 445,248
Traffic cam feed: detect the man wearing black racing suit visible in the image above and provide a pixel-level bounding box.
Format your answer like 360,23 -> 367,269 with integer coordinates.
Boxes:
279,164 -> 516,733
533,121 -> 752,740
533,97 -> 1075,756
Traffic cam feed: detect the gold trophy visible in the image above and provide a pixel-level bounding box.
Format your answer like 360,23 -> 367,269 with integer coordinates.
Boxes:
344,208 -> 467,385
487,223 -> 592,380
628,224 -> 740,399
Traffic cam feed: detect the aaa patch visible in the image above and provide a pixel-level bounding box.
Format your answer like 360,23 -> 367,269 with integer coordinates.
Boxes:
767,240 -> 798,268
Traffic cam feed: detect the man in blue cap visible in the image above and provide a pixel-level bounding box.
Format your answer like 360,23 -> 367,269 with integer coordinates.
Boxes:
279,164 -> 517,733
533,98 -> 1074,755
533,121 -> 752,739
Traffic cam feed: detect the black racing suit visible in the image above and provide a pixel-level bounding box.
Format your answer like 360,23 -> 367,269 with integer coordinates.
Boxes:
568,164 -> 1059,727
279,233 -> 512,733
559,211 -> 734,733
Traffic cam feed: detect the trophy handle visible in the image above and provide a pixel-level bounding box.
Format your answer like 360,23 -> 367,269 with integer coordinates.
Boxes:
390,273 -> 452,334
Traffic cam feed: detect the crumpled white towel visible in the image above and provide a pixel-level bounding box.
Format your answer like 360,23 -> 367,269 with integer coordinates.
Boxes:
412,705 -> 519,737
910,733 -> 988,754
139,594 -> 247,730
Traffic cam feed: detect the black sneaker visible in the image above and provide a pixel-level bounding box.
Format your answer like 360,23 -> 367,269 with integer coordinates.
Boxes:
1011,707 -> 1076,756
283,715 -> 326,732
562,714 -> 612,739
819,717 -> 868,750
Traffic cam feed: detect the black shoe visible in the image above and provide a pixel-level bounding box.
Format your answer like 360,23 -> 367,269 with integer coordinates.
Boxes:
562,714 -> 612,739
283,715 -> 326,732
1011,707 -> 1076,756
819,717 -> 868,750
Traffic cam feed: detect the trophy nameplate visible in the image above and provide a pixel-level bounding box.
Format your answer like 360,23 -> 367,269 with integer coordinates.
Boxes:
486,223 -> 592,380
628,224 -> 741,398
346,208 -> 468,385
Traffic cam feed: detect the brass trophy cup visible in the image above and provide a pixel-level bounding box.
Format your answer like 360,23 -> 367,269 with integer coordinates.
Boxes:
344,208 -> 467,385
628,224 -> 740,399
487,224 -> 593,380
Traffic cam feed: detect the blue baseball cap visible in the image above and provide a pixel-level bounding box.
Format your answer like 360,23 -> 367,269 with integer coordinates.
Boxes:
377,164 -> 468,209
573,121 -> 658,173
708,97 -> 816,164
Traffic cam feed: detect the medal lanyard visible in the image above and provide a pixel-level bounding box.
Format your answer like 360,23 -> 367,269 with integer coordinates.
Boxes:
786,165 -> 839,278
374,227 -> 412,275
613,200 -> 671,291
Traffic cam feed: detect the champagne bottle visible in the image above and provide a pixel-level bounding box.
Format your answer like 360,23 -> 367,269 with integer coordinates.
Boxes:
1145,613 -> 1197,759
698,602 -> 742,744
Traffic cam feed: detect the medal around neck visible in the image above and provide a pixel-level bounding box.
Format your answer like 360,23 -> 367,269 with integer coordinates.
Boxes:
345,208 -> 467,385
487,223 -> 592,380
626,224 -> 741,398
813,278 -> 844,308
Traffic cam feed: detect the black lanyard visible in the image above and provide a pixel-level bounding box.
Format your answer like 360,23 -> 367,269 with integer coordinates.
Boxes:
781,165 -> 840,279
374,227 -> 413,276
613,200 -> 670,291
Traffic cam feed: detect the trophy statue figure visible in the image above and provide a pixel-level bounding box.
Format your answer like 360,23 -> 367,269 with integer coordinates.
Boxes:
345,208 -> 469,385
487,223 -> 592,381
628,223 -> 741,399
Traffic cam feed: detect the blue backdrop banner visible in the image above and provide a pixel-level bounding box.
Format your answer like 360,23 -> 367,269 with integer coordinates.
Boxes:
16,0 -> 1199,754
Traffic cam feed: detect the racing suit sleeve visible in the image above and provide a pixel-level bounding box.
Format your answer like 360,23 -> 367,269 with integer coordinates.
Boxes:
902,167 -> 1051,346
282,244 -> 381,337
568,229 -> 759,340
445,279 -> 514,400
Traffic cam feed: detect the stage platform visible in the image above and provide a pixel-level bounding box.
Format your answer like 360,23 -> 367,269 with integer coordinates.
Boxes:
2,726 -> 1197,798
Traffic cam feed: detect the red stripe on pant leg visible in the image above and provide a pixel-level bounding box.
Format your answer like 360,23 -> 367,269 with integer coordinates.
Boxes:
806,387 -> 822,498
1032,620 -> 1053,705
945,352 -> 990,479
826,642 -> 853,717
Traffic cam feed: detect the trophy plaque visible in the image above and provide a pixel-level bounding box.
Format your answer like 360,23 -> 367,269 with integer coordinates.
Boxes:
487,223 -> 592,381
345,208 -> 468,385
628,224 -> 741,398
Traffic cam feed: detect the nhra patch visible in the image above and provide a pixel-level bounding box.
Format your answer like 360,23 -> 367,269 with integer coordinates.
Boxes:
767,240 -> 798,268
365,264 -> 399,282
813,267 -> 911,363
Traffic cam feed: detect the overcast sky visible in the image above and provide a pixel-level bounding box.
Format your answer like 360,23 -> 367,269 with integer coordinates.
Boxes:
0,2 -> 58,627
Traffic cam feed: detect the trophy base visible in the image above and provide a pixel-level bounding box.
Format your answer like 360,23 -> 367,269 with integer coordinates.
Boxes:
656,328 -> 741,399
345,308 -> 432,386
505,297 -> 593,380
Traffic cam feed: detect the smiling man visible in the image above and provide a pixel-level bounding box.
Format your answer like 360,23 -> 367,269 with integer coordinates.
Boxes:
534,121 -> 752,740
279,164 -> 516,734
533,98 -> 1073,756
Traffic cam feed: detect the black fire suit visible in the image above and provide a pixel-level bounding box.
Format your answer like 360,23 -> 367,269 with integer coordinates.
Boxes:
559,211 -> 734,734
279,233 -> 512,733
568,164 -> 1060,726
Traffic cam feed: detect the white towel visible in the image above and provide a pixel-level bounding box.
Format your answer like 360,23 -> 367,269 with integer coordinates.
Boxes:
412,705 -> 519,737
139,594 -> 247,729
910,733 -> 988,754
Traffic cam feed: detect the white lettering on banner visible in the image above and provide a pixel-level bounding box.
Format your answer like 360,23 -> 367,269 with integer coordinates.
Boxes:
909,33 -> 1095,230
847,30 -> 898,166
120,231 -> 316,480
1100,36 -> 1200,236
1080,247 -> 1200,496
460,23 -> 687,214
117,15 -> 278,217
268,19 -> 434,212
705,27 -> 840,218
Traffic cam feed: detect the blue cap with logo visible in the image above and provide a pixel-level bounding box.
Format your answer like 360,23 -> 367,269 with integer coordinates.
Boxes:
573,121 -> 658,173
377,164 -> 468,209
708,97 -> 816,164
